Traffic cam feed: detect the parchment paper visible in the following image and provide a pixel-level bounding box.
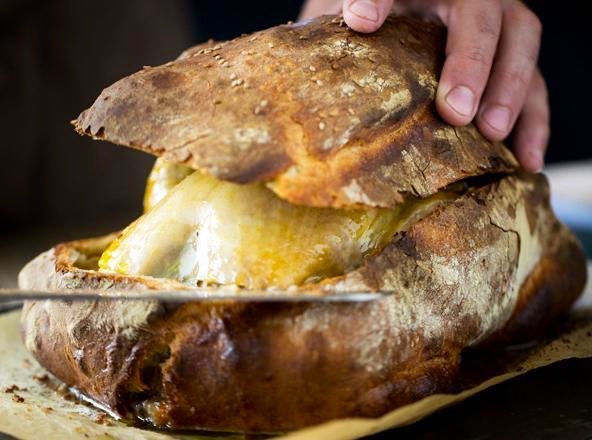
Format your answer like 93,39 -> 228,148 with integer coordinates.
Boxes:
1,263 -> 590,440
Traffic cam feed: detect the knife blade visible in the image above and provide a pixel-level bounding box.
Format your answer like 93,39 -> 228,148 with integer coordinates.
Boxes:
0,288 -> 386,303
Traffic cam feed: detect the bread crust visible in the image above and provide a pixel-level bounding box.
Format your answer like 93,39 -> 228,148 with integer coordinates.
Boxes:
73,15 -> 518,208
20,174 -> 586,432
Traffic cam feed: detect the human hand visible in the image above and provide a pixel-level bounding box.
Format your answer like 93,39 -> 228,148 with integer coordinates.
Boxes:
300,0 -> 548,173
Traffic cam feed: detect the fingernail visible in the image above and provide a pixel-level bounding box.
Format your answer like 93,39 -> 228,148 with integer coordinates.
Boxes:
482,105 -> 512,134
445,86 -> 475,117
348,0 -> 379,22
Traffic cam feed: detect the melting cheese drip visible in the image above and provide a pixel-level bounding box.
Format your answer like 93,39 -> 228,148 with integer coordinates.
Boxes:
100,159 -> 457,289
143,159 -> 193,212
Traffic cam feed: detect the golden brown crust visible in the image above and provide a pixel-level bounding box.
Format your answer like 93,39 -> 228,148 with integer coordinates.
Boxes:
479,205 -> 588,346
19,174 -> 586,432
73,15 -> 518,208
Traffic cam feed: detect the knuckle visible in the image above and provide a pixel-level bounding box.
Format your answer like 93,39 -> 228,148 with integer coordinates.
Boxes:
523,9 -> 543,35
481,0 -> 502,13
503,67 -> 532,91
461,45 -> 491,68
507,3 -> 542,35
475,9 -> 500,39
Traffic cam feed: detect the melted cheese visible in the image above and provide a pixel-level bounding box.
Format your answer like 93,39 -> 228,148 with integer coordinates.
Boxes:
143,158 -> 194,212
102,175 -> 413,289
102,161 -> 459,289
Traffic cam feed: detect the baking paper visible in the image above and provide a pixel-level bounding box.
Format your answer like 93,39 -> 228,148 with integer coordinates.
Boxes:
1,263 -> 590,440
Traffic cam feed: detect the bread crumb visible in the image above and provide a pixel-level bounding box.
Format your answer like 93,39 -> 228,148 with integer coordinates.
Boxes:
254,100 -> 268,115
33,373 -> 49,382
4,385 -> 25,393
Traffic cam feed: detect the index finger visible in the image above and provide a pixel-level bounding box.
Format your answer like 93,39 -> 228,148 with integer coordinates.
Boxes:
435,0 -> 503,126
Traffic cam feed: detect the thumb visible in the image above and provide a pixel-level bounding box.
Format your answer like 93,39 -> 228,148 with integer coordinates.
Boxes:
343,0 -> 395,33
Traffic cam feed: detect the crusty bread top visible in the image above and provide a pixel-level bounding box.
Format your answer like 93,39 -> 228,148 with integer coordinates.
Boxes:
74,15 -> 518,208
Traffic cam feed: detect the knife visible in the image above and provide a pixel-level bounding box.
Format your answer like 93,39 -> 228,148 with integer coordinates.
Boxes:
0,288 -> 386,303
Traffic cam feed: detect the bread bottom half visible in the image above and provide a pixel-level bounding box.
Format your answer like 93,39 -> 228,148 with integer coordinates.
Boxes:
19,173 -> 587,432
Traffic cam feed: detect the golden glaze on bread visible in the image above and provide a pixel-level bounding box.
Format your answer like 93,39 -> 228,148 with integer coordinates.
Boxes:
20,174 -> 587,432
73,15 -> 518,208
